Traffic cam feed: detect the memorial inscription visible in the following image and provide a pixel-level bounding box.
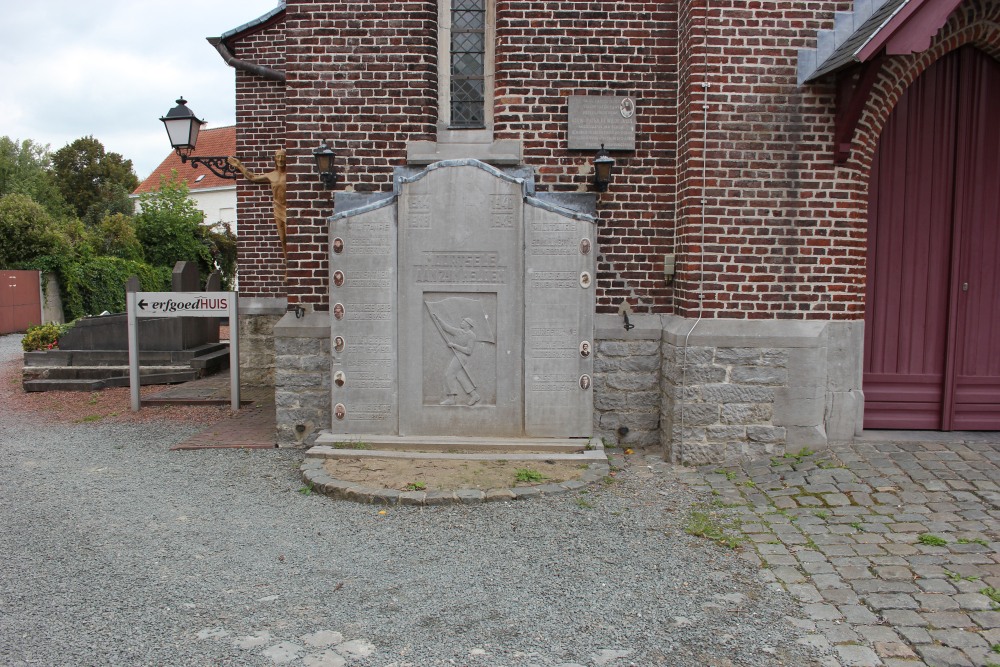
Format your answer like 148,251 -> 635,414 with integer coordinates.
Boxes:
329,209 -> 398,435
327,161 -> 594,441
398,164 -> 523,437
567,95 -> 637,151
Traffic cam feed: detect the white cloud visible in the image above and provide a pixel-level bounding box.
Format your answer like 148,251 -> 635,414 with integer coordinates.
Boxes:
0,1 -> 280,178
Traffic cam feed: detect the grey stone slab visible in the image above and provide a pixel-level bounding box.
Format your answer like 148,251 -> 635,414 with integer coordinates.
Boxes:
398,164 -> 523,436
329,200 -> 398,435
864,593 -> 919,610
914,644 -> 974,666
834,644 -> 880,667
567,95 -> 636,150
524,201 -> 595,436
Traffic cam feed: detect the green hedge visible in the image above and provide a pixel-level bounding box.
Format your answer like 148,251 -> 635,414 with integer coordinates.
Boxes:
27,255 -> 171,321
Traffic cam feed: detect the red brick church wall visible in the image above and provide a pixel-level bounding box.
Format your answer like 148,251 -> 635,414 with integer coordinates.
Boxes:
232,17 -> 288,299
228,0 -> 1000,323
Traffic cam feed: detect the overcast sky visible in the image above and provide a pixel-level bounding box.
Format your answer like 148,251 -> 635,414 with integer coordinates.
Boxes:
1,1 -> 280,180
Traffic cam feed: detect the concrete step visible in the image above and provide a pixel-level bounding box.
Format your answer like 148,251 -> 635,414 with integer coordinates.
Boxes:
22,367 -> 200,391
309,434 -> 605,463
23,365 -> 197,380
189,346 -> 230,371
307,446 -> 607,463
313,433 -> 597,454
23,378 -> 107,392
171,342 -> 228,363
103,370 -> 201,387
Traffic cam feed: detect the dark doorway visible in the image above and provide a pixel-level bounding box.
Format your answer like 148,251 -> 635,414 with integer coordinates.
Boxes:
864,47 -> 1000,430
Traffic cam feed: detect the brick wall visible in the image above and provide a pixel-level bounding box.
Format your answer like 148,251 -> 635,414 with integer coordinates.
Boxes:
672,0 -> 864,321
282,0 -> 438,311
233,17 -> 288,299
229,1 -> 1000,320
232,0 -> 679,314
494,1 -> 679,314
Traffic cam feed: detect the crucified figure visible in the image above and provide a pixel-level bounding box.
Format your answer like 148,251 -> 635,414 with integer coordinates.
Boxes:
228,149 -> 287,260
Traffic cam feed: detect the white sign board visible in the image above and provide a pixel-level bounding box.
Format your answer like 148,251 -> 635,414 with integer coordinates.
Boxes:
134,292 -> 233,318
126,291 -> 240,412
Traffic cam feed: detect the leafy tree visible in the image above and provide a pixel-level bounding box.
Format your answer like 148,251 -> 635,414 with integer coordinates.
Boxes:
134,172 -> 236,284
0,137 -> 71,219
0,193 -> 70,268
51,136 -> 139,222
204,222 -> 238,290
82,182 -> 136,227
96,213 -> 144,262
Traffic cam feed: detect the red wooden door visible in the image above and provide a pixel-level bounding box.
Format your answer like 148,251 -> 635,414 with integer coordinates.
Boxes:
0,270 -> 43,335
864,48 -> 1000,430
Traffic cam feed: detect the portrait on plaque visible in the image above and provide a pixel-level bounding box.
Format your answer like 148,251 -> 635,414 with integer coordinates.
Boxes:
580,341 -> 591,358
580,271 -> 592,288
333,270 -> 345,287
334,403 -> 346,420
333,303 -> 345,320
579,374 -> 591,390
334,335 -> 345,352
333,237 -> 344,254
334,370 -> 345,387
580,238 -> 591,255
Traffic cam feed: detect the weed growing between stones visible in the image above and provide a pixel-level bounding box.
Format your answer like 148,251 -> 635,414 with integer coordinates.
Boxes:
331,441 -> 372,450
685,505 -> 744,550
514,468 -> 546,483
980,586 -> 1000,610
957,537 -> 989,546
918,533 -> 948,547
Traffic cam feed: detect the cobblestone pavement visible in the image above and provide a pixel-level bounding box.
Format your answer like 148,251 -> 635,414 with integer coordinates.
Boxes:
677,434 -> 1000,667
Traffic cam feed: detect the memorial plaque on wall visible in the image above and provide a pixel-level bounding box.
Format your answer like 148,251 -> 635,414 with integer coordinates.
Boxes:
328,204 -> 398,435
524,203 -> 595,437
567,95 -> 636,151
397,164 -> 524,437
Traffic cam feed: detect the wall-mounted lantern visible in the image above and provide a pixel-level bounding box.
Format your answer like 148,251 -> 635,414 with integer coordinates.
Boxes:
158,97 -> 238,180
312,142 -> 337,188
593,143 -> 615,192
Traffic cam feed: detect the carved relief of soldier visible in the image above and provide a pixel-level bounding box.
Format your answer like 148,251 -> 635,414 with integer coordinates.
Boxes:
432,313 -> 482,406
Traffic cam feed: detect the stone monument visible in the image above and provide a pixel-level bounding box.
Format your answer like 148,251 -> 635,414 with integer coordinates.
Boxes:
324,160 -> 596,441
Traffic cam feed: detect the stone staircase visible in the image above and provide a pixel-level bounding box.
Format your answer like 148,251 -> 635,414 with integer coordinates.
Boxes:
22,343 -> 230,392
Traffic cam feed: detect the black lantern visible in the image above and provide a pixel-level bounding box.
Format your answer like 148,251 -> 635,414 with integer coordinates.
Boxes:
593,143 -> 615,192
312,142 -> 337,188
158,97 -> 238,179
159,97 -> 204,155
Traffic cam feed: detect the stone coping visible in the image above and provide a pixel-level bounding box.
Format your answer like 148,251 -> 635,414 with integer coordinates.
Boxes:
273,311 -> 330,338
299,457 -> 610,506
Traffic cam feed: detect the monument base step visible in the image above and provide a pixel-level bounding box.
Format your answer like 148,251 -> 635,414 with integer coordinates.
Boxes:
312,433 -> 600,455
307,446 -> 606,463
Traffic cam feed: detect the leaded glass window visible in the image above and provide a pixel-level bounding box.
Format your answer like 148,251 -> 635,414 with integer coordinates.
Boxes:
450,0 -> 485,128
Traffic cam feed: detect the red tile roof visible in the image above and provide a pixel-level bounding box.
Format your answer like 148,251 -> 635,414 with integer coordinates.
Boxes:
133,126 -> 237,194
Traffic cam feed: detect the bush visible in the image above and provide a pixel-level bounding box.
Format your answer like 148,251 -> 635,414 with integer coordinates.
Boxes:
61,257 -> 172,320
0,193 -> 71,268
22,322 -> 74,352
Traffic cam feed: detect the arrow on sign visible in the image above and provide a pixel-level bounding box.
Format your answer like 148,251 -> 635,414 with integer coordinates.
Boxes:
137,299 -> 148,310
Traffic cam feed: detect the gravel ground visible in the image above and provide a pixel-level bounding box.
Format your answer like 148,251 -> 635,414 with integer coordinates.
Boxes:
0,333 -> 824,667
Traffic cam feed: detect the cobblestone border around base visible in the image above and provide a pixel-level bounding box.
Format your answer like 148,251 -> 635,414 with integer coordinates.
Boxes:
299,458 -> 611,505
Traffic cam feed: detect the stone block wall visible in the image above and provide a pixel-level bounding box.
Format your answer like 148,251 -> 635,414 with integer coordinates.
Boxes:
238,297 -> 287,387
660,316 -> 863,466
593,315 -> 662,450
273,312 -> 330,447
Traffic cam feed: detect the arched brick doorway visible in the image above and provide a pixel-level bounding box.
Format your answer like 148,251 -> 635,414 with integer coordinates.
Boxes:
864,46 -> 1000,430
